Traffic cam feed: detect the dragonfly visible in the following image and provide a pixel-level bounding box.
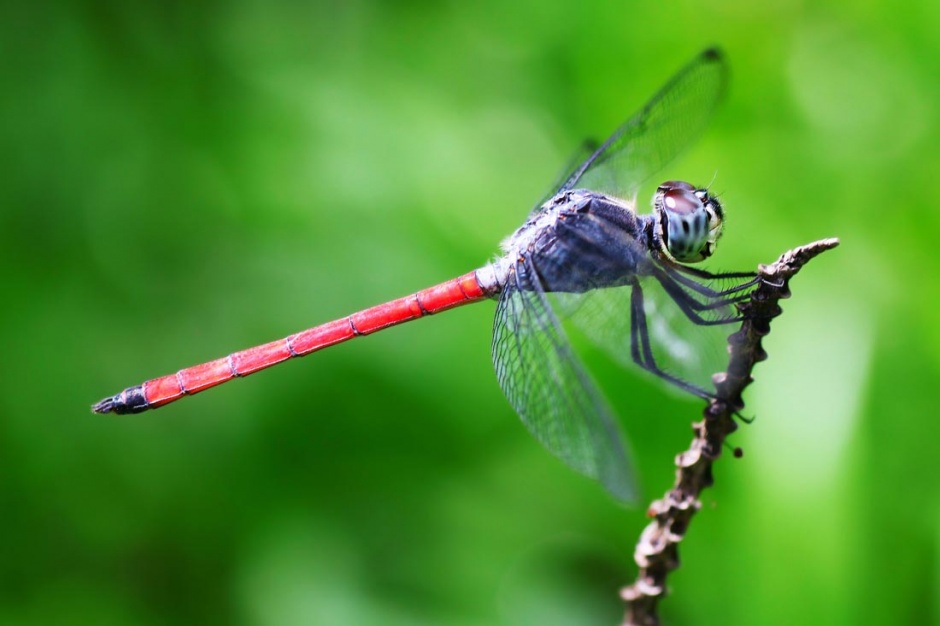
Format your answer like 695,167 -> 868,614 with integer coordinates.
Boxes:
93,48 -> 758,502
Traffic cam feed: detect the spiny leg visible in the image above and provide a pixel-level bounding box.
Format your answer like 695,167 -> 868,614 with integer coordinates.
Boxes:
671,262 -> 757,282
652,268 -> 749,325
662,263 -> 759,298
629,282 -> 714,400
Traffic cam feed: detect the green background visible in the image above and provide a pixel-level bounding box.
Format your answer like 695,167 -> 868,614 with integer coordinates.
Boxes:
3,0 -> 938,624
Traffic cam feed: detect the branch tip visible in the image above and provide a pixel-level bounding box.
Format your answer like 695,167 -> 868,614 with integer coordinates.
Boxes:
621,237 -> 838,626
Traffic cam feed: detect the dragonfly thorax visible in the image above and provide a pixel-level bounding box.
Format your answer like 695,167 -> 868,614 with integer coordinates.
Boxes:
652,181 -> 724,264
477,190 -> 652,296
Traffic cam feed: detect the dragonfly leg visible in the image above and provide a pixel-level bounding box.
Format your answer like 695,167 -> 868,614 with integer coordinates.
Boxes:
663,263 -> 759,297
630,282 -> 714,400
674,264 -> 787,292
652,268 -> 748,325
672,262 -> 757,282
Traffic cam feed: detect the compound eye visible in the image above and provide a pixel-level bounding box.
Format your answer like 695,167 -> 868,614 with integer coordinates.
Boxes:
662,187 -> 702,216
657,185 -> 722,263
658,180 -> 695,193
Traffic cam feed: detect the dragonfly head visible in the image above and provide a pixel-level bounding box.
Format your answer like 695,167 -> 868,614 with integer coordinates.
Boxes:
653,181 -> 724,264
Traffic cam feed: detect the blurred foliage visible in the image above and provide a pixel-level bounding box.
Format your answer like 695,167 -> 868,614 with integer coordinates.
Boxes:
2,0 -> 938,624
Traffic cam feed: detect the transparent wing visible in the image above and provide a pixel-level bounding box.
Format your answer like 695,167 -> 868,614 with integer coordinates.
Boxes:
549,272 -> 747,398
492,260 -> 637,503
559,48 -> 728,201
536,139 -> 600,207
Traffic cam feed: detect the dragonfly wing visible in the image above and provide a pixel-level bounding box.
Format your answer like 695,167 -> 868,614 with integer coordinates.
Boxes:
549,274 -> 741,399
535,139 -> 600,209
492,259 -> 637,503
560,48 -> 728,200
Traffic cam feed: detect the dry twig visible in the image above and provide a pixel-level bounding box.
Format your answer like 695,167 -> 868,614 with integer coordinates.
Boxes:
621,238 -> 840,626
